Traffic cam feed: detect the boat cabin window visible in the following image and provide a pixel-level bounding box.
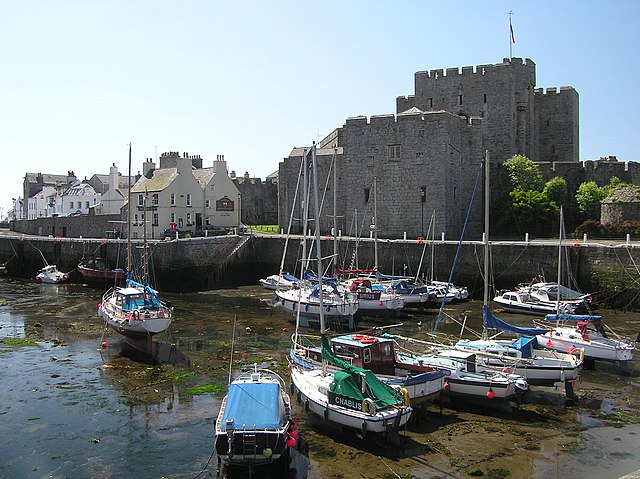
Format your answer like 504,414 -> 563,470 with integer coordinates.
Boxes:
383,343 -> 392,357
363,348 -> 371,364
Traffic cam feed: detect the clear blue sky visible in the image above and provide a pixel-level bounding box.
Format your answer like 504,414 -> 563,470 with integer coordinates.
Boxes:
2,1 -> 638,216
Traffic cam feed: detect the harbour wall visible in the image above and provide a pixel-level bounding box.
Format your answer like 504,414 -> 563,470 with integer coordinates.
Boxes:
0,232 -> 638,309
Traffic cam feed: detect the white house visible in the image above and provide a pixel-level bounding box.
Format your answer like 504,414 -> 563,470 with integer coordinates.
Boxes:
27,186 -> 57,219
128,152 -> 240,239
55,183 -> 99,216
97,164 -> 127,215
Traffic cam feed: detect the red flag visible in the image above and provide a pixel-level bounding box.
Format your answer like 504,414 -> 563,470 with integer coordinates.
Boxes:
510,19 -> 515,43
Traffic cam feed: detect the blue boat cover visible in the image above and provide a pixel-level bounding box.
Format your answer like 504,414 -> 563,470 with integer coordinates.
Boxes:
282,273 -> 299,282
483,306 -> 549,336
511,336 -> 537,359
221,382 -> 283,430
545,313 -> 602,322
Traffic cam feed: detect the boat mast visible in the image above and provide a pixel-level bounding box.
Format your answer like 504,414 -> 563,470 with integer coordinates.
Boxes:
556,206 -> 564,315
483,151 -> 490,308
126,142 -> 132,274
332,146 -> 338,274
373,176 -> 378,270
483,151 -> 490,340
142,190 -> 148,286
311,143 -> 325,335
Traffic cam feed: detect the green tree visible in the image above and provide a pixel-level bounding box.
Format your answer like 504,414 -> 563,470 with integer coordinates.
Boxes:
503,155 -> 544,191
575,181 -> 607,216
543,176 -> 568,207
509,189 -> 559,234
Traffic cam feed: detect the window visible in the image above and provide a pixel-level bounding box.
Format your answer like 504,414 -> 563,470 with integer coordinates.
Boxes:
367,155 -> 375,167
153,213 -> 159,226
552,145 -> 556,154
152,194 -> 159,206
170,213 -> 175,223
364,188 -> 370,204
389,144 -> 401,161
205,216 -> 211,225
85,201 -> 89,209
483,93 -> 487,104
69,201 -> 74,209
205,199 -> 211,208
178,218 -> 183,228
138,194 -> 144,207
363,348 -> 371,364
210,184 -> 215,192
428,98 -> 433,108
420,186 -> 426,203
458,94 -> 463,105
186,194 -> 192,207
134,214 -> 139,225
416,152 -> 424,164
186,213 -> 192,225
170,194 -> 176,206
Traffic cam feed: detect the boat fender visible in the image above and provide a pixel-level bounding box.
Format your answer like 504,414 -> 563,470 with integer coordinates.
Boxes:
304,399 -> 309,413
579,348 -> 585,363
399,387 -> 410,406
361,420 -> 368,436
263,447 -> 273,459
363,398 -> 376,415
323,408 -> 329,421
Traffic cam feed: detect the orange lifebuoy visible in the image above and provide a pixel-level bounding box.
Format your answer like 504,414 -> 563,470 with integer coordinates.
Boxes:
351,334 -> 378,344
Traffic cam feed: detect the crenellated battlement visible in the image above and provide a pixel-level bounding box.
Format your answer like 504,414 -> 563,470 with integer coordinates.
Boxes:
535,86 -> 578,97
413,57 -> 536,81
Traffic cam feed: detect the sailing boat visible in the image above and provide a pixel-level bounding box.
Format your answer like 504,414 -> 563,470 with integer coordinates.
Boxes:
274,147 -> 359,320
290,144 -> 412,435
531,208 -> 635,364
98,144 -> 173,339
454,154 -> 583,386
337,177 -> 406,312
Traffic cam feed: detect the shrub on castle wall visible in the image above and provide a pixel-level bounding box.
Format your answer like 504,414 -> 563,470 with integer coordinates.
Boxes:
574,219 -> 640,239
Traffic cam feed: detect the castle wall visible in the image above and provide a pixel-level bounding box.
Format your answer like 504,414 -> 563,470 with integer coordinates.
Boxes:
234,177 -> 278,226
278,111 -> 485,241
535,87 -> 579,162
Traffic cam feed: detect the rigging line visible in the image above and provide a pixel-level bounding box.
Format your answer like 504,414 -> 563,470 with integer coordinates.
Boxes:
433,161 -> 483,333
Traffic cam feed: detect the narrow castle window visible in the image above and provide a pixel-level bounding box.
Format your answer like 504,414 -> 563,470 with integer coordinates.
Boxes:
483,93 -> 487,104
364,188 -> 370,204
459,94 -> 463,105
552,145 -> 556,154
389,144 -> 401,160
547,119 -> 550,127
429,98 -> 433,108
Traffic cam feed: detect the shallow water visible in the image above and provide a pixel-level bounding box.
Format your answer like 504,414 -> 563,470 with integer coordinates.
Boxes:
1,279 -> 639,478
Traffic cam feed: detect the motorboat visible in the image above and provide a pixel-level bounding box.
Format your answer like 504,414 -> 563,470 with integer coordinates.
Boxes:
215,366 -> 295,469
35,265 -> 68,284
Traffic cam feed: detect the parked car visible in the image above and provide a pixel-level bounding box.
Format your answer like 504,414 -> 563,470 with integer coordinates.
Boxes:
161,229 -> 189,240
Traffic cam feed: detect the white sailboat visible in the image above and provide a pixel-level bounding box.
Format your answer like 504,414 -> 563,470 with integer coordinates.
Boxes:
290,144 -> 412,435
455,154 -> 583,387
532,207 -> 635,365
98,144 -> 172,340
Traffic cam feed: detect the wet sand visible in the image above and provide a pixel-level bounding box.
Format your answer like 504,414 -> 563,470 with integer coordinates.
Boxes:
2,280 -> 640,478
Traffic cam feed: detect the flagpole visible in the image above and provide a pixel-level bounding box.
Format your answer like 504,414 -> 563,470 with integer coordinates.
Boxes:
508,10 -> 514,59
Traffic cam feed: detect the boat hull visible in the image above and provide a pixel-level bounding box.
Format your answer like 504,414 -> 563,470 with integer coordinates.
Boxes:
291,367 -> 412,434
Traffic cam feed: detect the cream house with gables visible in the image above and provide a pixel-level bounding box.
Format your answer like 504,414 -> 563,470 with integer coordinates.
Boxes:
129,152 -> 240,239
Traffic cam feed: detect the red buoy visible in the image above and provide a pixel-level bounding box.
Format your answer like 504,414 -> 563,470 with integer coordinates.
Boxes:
486,390 -> 495,399
286,438 -> 296,448
282,327 -> 288,333
101,341 -> 108,349
546,340 -> 553,347
443,382 -> 450,391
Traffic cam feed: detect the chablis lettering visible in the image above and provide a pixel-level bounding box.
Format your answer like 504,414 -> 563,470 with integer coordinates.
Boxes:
331,394 -> 363,411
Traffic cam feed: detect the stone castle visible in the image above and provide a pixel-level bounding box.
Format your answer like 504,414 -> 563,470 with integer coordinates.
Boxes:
278,57 -> 635,239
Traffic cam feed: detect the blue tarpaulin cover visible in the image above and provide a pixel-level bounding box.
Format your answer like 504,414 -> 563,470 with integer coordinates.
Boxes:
221,382 -> 283,430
